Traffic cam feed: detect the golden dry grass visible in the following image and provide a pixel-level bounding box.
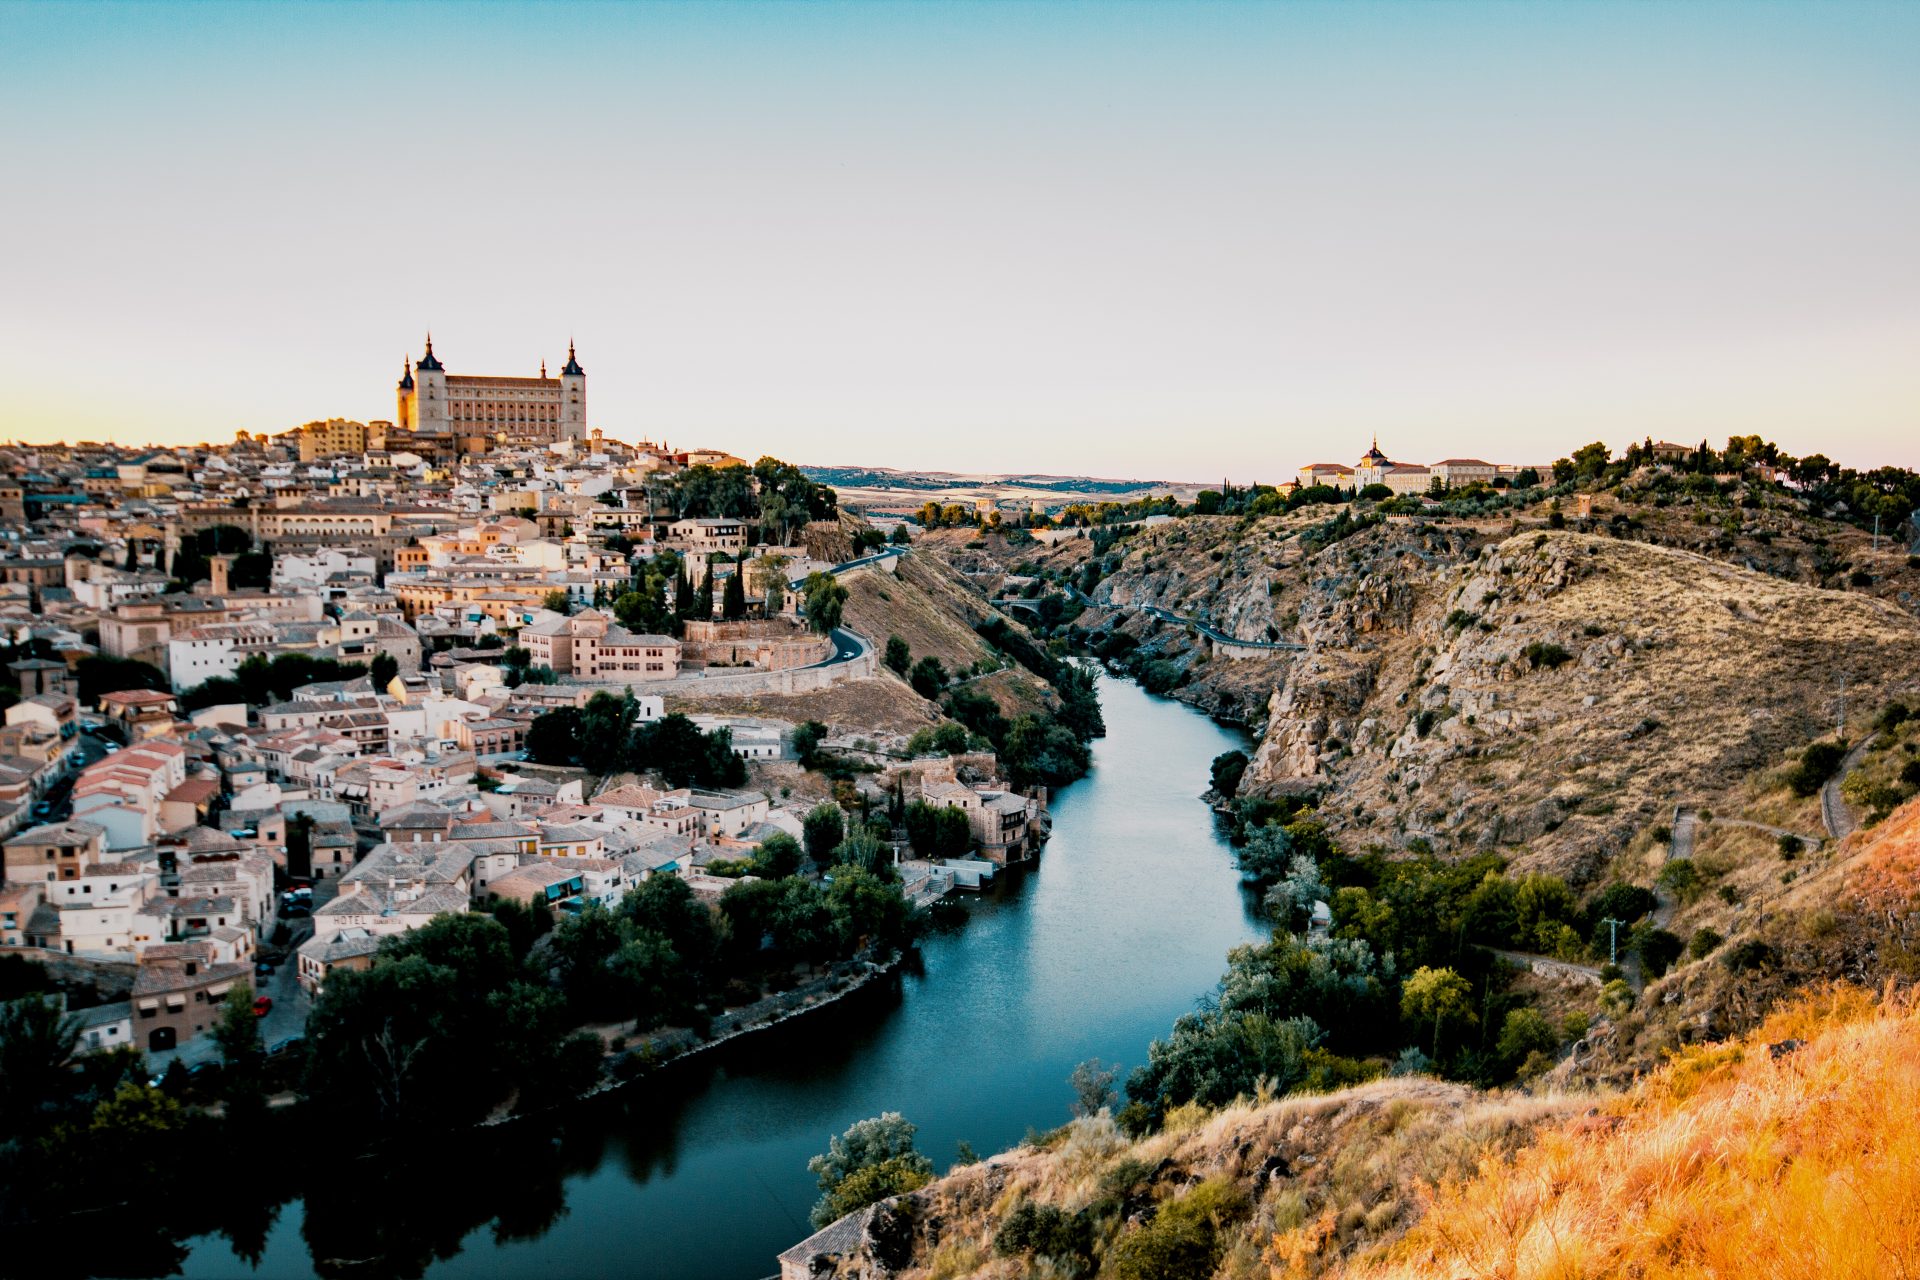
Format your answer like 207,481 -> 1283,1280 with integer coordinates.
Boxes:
1341,985 -> 1920,1280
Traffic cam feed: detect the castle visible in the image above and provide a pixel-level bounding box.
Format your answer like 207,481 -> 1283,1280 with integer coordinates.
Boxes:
396,335 -> 586,448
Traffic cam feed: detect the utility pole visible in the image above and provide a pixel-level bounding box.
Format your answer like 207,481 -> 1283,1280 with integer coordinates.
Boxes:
1838,673 -> 1848,736
1600,916 -> 1624,966
1874,513 -> 1881,553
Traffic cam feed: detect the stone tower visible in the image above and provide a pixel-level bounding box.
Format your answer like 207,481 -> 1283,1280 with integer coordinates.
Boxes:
558,340 -> 586,443
400,333 -> 450,434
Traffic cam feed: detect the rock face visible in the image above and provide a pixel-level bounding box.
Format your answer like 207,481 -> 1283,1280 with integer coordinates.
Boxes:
1088,517 -> 1920,881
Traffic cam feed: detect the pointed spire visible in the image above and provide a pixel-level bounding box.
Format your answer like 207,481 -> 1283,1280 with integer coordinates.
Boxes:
540,359 -> 547,378
398,355 -> 414,391
415,330 -> 443,372
561,337 -> 584,376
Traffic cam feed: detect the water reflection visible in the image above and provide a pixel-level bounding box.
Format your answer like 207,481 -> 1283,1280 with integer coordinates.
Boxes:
148,674 -> 1261,1280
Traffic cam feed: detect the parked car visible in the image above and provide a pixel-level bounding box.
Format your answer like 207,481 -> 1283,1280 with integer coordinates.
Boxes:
266,1035 -> 305,1058
252,996 -> 273,1017
254,961 -> 274,978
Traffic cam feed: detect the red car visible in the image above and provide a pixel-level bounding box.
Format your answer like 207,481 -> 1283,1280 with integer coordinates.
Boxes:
252,996 -> 273,1018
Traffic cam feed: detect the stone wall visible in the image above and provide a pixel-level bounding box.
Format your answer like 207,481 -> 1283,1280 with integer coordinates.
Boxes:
681,619 -> 832,671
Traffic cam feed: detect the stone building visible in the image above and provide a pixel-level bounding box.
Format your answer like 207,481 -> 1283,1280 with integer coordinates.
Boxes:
396,335 -> 586,447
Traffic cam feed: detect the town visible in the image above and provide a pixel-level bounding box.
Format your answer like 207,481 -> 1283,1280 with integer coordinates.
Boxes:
0,337 -> 1055,1078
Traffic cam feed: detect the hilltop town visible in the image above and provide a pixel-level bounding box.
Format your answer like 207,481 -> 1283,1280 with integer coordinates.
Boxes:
0,339 -> 1087,1080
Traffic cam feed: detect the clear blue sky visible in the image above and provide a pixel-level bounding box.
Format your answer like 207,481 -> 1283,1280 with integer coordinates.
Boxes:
1,0 -> 1915,479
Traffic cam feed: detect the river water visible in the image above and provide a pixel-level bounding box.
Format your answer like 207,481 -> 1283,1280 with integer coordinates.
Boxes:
175,673 -> 1263,1280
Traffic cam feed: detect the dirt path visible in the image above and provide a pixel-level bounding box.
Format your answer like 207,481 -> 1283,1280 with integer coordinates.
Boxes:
1821,734 -> 1879,841
1714,817 -> 1821,848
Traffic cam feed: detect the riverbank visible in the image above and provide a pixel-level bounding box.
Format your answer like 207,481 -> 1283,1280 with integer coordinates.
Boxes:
168,672 -> 1262,1280
603,955 -> 903,1093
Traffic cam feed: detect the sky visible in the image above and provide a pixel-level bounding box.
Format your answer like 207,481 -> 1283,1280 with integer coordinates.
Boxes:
0,0 -> 1915,482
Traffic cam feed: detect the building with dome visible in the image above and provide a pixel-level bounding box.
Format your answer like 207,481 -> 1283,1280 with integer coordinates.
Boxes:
1297,438 -> 1430,495
395,335 -> 587,449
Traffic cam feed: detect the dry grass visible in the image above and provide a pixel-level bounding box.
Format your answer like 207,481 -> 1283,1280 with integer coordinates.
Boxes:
663,674 -> 939,737
1241,529 -> 1920,877
842,552 -> 1004,674
1344,985 -> 1920,1280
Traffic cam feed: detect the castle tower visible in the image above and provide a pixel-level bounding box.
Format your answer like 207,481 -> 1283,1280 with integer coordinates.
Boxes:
209,554 -> 233,596
559,340 -> 586,443
394,356 -> 415,428
407,333 -> 450,435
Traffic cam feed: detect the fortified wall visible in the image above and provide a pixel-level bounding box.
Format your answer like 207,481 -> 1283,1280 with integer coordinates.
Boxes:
681,619 -> 832,671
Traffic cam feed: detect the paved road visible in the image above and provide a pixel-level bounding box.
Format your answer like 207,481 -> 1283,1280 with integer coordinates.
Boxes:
817,626 -> 868,668
1821,734 -> 1878,841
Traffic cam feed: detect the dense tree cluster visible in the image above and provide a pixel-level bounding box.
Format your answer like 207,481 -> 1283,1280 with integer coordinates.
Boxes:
524,693 -> 746,787
644,457 -> 837,543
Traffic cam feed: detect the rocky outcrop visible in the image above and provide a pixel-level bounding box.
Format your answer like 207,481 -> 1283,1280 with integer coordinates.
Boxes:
1086,517 -> 1920,879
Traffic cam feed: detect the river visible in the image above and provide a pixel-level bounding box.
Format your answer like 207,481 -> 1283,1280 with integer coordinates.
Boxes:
173,673 -> 1263,1280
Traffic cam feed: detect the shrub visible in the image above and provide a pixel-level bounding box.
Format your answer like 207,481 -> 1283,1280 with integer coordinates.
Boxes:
1787,740 -> 1849,797
1688,927 -> 1724,959
1523,641 -> 1573,670
993,1202 -> 1093,1270
1657,859 -> 1700,902
1723,940 -> 1780,973
1106,1177 -> 1248,1280
1632,925 -> 1684,977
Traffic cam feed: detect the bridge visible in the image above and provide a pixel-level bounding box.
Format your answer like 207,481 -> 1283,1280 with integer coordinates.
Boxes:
1139,605 -> 1307,653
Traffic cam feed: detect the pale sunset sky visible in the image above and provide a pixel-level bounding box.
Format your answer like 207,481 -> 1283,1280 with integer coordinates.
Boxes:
0,0 -> 1915,480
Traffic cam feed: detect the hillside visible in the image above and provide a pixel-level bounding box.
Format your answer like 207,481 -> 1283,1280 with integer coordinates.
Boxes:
1051,513 -> 1920,882
783,976 -> 1920,1280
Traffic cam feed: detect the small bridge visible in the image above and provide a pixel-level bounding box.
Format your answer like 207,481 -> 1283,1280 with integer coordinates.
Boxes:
1140,605 -> 1307,654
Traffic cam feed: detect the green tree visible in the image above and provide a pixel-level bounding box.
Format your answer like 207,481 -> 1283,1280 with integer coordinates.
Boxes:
806,1112 -> 934,1228
1235,825 -> 1297,885
791,720 -> 828,767
802,803 -> 845,862
722,560 -> 747,619
1068,1057 -> 1118,1117
0,994 -> 79,1137
909,655 -> 948,698
1209,750 -> 1249,798
1401,965 -> 1475,1057
286,814 -> 315,881
542,589 -> 573,615
825,864 -> 913,954
754,831 -> 804,879
75,655 -> 168,706
619,873 -> 719,979
369,651 -> 399,691
884,635 -> 911,676
179,676 -> 248,712
525,706 -> 582,765
801,572 -> 848,635
1494,1006 -> 1558,1075
830,829 -> 890,877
